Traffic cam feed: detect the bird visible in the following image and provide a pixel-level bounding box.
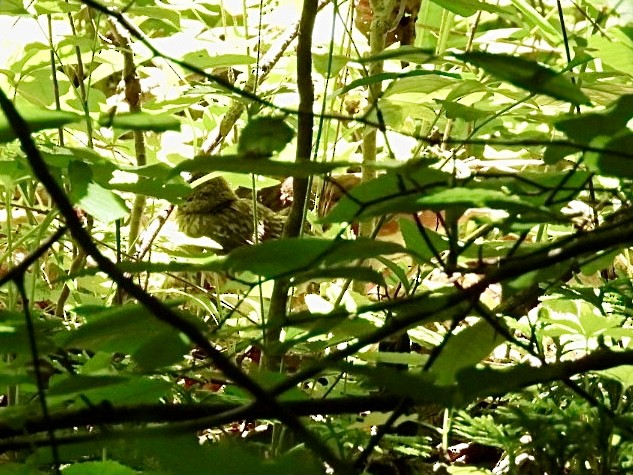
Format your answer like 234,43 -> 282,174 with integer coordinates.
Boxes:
175,175 -> 286,253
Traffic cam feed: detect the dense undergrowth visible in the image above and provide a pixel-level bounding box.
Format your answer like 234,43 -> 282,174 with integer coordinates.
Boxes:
0,0 -> 633,473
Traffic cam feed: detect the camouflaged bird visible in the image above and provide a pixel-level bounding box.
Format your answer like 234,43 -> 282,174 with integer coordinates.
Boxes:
176,176 -> 286,252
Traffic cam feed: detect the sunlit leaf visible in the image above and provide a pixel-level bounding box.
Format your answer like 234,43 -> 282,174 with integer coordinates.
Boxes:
429,319 -> 505,385
0,106 -> 80,143
168,155 -> 358,178
336,70 -> 459,96
99,111 -> 181,132
182,50 -> 255,69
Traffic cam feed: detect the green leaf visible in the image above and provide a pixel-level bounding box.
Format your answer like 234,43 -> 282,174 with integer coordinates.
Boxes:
456,51 -> 591,105
327,184 -> 559,224
168,155 -> 359,179
68,161 -> 129,223
0,106 -> 80,143
440,100 -> 493,121
62,461 -> 137,475
588,27 -> 633,76
119,437 -> 322,475
292,266 -> 387,286
0,0 -> 29,14
182,50 -> 255,69
313,53 -> 349,77
584,132 -> 633,179
429,319 -> 505,385
46,375 -> 173,407
98,112 -> 181,132
63,304 -> 193,370
224,238 -> 410,279
399,218 -> 450,262
321,166 -> 450,224
237,117 -> 295,157
555,94 -> 633,143
341,363 -> 452,403
430,0 -> 504,17
336,70 -> 459,96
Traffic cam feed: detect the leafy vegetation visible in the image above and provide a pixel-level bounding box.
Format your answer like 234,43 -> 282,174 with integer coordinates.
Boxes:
0,0 -> 632,473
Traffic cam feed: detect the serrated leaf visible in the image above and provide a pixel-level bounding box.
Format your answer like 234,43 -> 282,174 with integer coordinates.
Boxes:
99,112 -> 181,132
238,117 -> 295,157
0,106 -> 80,143
456,51 -> 591,105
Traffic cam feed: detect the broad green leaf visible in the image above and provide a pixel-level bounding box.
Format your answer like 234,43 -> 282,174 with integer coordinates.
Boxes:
168,155 -> 360,178
0,311 -> 58,354
327,185 -> 558,224
555,94 -> 633,143
225,238 -> 410,278
543,143 -> 581,164
99,112 -> 181,132
399,218 -> 449,262
34,0 -> 79,14
336,70 -> 459,96
313,52 -> 349,77
68,161 -> 129,223
182,50 -> 255,69
456,51 -> 591,105
429,319 -> 505,385
238,117 -> 295,157
62,461 -> 136,475
584,132 -> 633,179
63,304 -> 194,370
46,375 -> 173,407
109,178 -> 190,202
292,266 -> 387,286
0,0 -> 29,14
119,437 -> 322,475
440,100 -> 493,121
0,106 -> 80,143
321,166 -> 450,224
588,28 -> 633,76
